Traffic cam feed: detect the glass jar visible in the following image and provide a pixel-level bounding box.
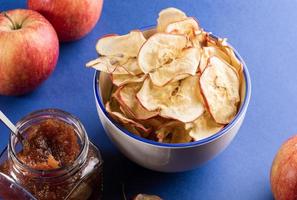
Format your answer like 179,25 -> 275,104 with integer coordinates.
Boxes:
0,109 -> 103,200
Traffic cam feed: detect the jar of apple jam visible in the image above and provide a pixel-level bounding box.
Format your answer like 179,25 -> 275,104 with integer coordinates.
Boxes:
0,109 -> 103,200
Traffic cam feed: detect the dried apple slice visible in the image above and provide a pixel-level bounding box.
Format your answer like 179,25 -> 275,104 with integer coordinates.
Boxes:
207,37 -> 243,75
134,194 -> 162,200
86,56 -> 129,74
111,74 -> 146,87
199,46 -> 230,72
157,7 -> 187,32
105,100 -> 151,134
137,78 -> 178,111
185,111 -> 224,141
121,59 -> 143,75
138,33 -> 188,74
122,123 -> 142,136
191,30 -> 208,50
87,57 -> 142,76
137,75 -> 204,123
165,17 -> 200,39
200,57 -> 240,124
219,39 -> 243,79
140,116 -> 171,131
117,83 -> 159,120
156,121 -> 192,143
119,105 -> 135,120
96,31 -> 146,57
149,47 -> 200,86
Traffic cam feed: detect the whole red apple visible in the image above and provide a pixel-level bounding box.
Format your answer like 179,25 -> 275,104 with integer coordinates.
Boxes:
271,135 -> 297,200
0,9 -> 59,96
28,0 -> 103,42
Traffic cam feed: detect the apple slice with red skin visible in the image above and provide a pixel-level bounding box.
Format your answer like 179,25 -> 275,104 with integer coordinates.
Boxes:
111,73 -> 146,87
156,121 -> 192,143
149,47 -> 201,86
157,7 -> 187,32
120,59 -> 143,75
96,30 -> 146,57
86,56 -> 129,74
191,30 -> 209,49
185,111 -> 224,141
116,83 -> 159,120
87,57 -> 143,76
0,9 -> 59,96
133,194 -> 162,200
200,56 -> 240,124
198,46 -> 231,73
138,33 -> 188,74
105,100 -> 151,134
140,116 -> 171,131
165,17 -> 200,39
206,36 -> 243,77
108,95 -> 152,137
137,75 -> 205,123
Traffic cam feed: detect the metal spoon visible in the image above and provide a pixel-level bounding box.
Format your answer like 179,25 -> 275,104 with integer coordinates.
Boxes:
0,111 -> 25,145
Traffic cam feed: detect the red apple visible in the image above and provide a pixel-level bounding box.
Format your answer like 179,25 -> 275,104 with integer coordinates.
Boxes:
0,9 -> 59,96
271,135 -> 297,200
28,0 -> 103,42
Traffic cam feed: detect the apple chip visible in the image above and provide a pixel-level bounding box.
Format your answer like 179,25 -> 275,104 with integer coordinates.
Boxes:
117,83 -> 159,120
185,111 -> 224,141
200,57 -> 240,124
121,59 -> 143,75
140,116 -> 171,131
137,78 -> 179,111
149,47 -> 200,86
96,31 -> 146,57
207,37 -> 243,75
119,105 -> 135,120
105,101 -> 151,134
138,33 -> 188,74
157,7 -> 187,32
199,46 -> 230,72
165,17 -> 200,39
191,30 -> 208,50
122,123 -> 142,136
111,74 -> 146,87
219,39 -> 243,80
86,56 -> 129,74
156,121 -> 192,143
137,75 -> 204,123
87,57 -> 142,76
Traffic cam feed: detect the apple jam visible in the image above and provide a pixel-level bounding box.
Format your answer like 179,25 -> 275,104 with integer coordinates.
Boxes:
18,119 -> 80,170
0,109 -> 103,200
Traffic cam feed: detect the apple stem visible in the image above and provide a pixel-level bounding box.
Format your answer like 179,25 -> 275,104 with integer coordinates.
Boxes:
2,12 -> 19,30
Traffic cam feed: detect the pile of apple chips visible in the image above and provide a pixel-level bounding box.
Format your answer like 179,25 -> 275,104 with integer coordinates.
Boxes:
87,8 -> 243,143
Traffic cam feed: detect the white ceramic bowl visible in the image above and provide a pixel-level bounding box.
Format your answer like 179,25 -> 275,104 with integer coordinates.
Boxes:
93,28 -> 251,172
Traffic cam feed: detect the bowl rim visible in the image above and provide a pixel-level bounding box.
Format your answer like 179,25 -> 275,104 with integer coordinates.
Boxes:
93,31 -> 252,148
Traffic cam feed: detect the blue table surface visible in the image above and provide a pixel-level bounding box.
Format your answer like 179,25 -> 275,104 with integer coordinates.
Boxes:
1,0 -> 296,199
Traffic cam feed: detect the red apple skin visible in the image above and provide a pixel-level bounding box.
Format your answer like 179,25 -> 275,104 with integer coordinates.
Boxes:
0,9 -> 59,96
27,0 -> 103,42
271,135 -> 297,200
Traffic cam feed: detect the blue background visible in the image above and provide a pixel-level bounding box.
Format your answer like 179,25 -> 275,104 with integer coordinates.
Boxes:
1,0 -> 296,199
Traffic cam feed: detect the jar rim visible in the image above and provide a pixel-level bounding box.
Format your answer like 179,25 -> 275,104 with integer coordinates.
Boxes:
8,109 -> 89,177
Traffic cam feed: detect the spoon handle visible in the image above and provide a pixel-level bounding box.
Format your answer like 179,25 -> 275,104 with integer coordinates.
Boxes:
0,110 -> 17,134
